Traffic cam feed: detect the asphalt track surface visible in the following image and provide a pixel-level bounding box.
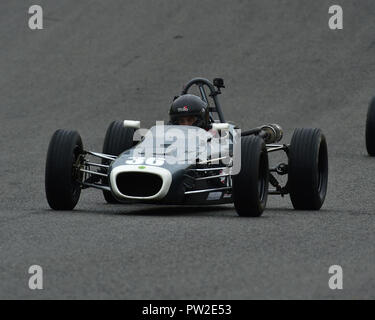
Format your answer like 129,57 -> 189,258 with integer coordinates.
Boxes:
0,0 -> 374,299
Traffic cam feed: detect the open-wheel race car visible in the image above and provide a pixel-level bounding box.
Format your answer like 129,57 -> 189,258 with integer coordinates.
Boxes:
45,77 -> 328,217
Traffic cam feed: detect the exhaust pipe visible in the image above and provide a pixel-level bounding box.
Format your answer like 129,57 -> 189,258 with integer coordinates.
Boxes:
240,124 -> 283,144
259,124 -> 283,144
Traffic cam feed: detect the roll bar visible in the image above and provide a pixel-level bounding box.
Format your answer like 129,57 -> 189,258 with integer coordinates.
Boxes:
181,77 -> 226,123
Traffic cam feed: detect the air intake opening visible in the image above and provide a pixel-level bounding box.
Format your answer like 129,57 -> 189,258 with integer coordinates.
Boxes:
116,172 -> 163,197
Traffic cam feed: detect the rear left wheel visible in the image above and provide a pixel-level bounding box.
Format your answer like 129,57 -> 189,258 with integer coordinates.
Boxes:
102,121 -> 137,203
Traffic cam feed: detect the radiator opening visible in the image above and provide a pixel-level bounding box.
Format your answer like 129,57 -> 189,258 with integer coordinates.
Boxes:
115,172 -> 163,197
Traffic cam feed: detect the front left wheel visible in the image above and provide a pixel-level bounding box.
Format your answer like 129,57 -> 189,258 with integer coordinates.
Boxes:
45,129 -> 83,210
232,135 -> 269,217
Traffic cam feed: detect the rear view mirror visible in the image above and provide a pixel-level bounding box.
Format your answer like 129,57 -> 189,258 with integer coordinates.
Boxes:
213,78 -> 225,88
123,120 -> 141,129
212,123 -> 229,131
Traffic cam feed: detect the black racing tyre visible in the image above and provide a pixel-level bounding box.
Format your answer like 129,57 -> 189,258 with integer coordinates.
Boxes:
366,97 -> 375,156
288,128 -> 328,210
102,121 -> 137,203
232,135 -> 269,217
45,130 -> 83,210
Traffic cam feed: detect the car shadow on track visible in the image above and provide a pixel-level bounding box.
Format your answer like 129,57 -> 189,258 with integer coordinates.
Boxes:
37,205 -> 334,218
266,207 -> 336,214
38,205 -> 271,218
109,205 -> 238,217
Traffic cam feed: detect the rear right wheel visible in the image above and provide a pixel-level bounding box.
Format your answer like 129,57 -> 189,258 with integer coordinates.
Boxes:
288,128 -> 328,210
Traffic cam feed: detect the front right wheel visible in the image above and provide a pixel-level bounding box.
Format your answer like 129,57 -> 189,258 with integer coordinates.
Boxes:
232,135 -> 269,217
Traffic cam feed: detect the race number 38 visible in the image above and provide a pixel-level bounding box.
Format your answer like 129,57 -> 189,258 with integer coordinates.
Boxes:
126,157 -> 165,166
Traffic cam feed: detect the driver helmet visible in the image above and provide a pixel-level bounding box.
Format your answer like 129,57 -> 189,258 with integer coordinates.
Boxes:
169,94 -> 210,129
